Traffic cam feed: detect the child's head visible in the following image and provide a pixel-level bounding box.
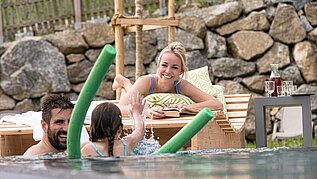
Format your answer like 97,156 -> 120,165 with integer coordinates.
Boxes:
90,102 -> 123,156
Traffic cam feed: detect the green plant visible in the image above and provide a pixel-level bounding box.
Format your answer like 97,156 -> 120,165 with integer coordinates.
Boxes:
246,136 -> 317,148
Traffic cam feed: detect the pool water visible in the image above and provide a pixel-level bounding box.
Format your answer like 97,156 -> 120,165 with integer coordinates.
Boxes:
1,147 -> 317,179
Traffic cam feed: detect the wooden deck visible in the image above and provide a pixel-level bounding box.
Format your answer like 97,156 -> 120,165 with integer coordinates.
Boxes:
0,94 -> 252,156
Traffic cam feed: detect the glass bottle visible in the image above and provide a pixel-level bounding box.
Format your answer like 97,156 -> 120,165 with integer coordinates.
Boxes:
270,64 -> 281,96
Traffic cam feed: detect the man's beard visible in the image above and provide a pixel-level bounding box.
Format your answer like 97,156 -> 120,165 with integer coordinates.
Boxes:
47,126 -> 67,151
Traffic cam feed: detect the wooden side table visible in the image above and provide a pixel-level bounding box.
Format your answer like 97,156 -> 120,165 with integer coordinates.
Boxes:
254,94 -> 313,148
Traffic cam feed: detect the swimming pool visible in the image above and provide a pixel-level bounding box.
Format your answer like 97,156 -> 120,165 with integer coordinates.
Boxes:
1,147 -> 317,179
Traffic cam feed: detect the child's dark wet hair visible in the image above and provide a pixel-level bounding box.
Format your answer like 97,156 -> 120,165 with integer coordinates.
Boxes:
90,102 -> 123,156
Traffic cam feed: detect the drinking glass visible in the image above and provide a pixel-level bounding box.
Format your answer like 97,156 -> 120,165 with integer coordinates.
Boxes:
265,81 -> 275,97
277,86 -> 284,96
282,81 -> 293,96
291,85 -> 298,95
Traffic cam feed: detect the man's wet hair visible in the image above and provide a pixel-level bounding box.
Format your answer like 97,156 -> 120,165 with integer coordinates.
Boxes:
41,94 -> 74,123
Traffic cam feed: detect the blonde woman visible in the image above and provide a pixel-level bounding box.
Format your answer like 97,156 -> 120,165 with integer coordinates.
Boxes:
112,42 -> 223,119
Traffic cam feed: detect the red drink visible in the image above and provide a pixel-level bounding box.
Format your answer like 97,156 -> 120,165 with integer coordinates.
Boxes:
270,76 -> 281,96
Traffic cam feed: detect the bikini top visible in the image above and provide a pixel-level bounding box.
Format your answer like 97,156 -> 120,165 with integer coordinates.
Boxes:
149,75 -> 181,94
90,139 -> 127,157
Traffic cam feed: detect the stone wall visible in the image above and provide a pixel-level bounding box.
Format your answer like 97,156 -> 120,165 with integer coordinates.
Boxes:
0,0 -> 316,141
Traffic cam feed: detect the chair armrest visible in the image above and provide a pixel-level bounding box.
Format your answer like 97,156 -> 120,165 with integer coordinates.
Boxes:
272,119 -> 280,141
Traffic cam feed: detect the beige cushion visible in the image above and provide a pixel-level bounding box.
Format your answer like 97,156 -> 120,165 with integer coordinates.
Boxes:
144,93 -> 195,108
185,66 -> 213,87
185,66 -> 227,113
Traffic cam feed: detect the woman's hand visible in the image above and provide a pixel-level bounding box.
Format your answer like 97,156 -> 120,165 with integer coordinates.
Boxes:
148,106 -> 165,119
168,103 -> 186,109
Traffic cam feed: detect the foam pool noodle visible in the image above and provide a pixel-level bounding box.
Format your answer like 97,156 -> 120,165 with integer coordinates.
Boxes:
67,44 -> 116,159
153,108 -> 214,154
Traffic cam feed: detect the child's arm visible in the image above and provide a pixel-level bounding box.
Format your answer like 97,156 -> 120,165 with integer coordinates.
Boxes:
126,91 -> 145,148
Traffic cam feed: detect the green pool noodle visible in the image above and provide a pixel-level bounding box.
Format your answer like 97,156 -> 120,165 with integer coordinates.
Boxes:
67,44 -> 116,159
153,108 -> 214,154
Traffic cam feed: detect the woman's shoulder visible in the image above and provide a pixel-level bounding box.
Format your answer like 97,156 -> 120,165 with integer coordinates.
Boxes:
178,78 -> 191,87
141,74 -> 155,79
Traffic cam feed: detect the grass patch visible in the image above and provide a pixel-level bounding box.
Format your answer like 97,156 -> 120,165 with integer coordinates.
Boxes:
246,136 -> 317,148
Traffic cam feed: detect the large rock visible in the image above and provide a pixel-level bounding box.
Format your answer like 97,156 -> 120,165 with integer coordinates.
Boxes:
85,49 -> 102,62
211,58 -> 256,79
216,10 -> 270,36
0,91 -> 15,110
201,1 -> 243,28
242,75 -> 267,94
269,0 -> 310,10
205,31 -> 227,58
44,30 -> 88,55
228,31 -> 273,61
14,98 -> 39,112
307,28 -> 317,44
156,28 -> 204,51
71,81 -> 114,99
66,53 -> 85,64
119,33 -> 157,65
217,80 -> 251,94
305,3 -> 317,25
67,60 -> 94,83
300,15 -> 313,32
257,42 -> 290,74
81,22 -> 115,48
0,42 -> 11,56
269,3 -> 306,44
95,81 -> 115,99
186,50 -> 208,71
240,0 -> 265,14
293,41 -> 317,83
176,1 -> 243,28
0,38 -> 71,100
178,16 -> 207,38
281,65 -> 305,85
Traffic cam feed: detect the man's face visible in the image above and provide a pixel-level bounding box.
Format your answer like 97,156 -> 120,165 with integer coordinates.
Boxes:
46,108 -> 72,151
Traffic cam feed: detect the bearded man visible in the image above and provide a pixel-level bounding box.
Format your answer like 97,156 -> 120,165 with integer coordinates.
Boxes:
23,94 -> 74,157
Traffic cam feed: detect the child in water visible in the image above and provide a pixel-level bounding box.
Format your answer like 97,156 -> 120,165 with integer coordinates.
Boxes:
81,92 -> 145,157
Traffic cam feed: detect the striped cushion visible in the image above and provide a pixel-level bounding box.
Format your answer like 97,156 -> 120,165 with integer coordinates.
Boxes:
144,93 -> 194,108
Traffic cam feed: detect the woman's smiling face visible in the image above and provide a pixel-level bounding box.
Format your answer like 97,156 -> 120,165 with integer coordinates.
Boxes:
157,52 -> 183,82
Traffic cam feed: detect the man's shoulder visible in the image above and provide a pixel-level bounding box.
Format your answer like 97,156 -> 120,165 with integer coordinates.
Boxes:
23,142 -> 49,157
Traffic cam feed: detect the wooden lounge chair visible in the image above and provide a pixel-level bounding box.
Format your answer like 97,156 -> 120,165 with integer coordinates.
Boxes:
89,94 -> 252,149
192,94 -> 251,149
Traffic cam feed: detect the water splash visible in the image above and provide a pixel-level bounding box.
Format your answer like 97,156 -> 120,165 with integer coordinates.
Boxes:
133,128 -> 161,155
127,103 -> 161,155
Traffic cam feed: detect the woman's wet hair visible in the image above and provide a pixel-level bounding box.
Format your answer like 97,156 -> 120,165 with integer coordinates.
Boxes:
41,94 -> 74,123
157,41 -> 188,75
90,102 -> 123,156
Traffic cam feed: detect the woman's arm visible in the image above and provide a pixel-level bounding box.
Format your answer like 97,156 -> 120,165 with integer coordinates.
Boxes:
117,75 -> 151,116
177,80 -> 224,112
